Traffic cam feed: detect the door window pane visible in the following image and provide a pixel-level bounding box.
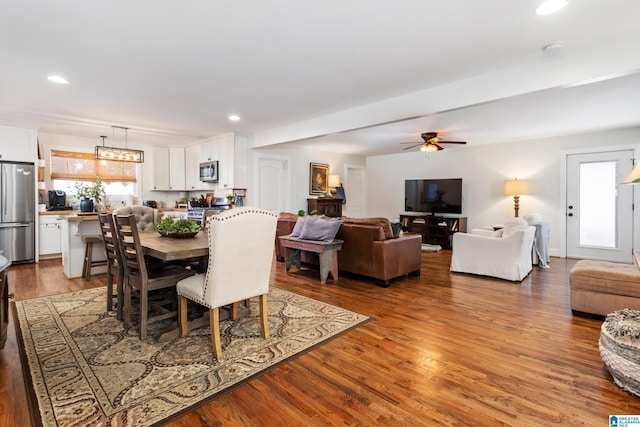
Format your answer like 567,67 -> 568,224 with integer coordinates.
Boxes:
579,161 -> 616,247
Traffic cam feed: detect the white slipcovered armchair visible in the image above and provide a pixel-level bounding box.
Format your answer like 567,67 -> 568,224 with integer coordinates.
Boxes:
450,218 -> 536,281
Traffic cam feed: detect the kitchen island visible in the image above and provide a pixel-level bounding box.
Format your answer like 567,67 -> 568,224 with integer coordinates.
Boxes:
60,214 -> 107,279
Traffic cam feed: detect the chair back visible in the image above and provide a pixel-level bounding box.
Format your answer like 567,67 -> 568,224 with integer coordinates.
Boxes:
112,205 -> 158,231
202,207 -> 278,307
113,214 -> 148,283
98,213 -> 122,271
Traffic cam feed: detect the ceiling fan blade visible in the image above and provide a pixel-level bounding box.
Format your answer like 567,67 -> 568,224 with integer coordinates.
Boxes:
402,143 -> 424,150
438,140 -> 467,145
434,143 -> 444,151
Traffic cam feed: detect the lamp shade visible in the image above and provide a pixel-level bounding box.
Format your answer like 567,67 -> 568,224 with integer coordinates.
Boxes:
328,174 -> 340,188
623,163 -> 640,184
504,179 -> 529,196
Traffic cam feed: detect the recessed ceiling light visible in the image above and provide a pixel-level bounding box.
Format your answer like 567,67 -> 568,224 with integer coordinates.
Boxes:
228,115 -> 240,121
536,0 -> 568,15
47,75 -> 69,84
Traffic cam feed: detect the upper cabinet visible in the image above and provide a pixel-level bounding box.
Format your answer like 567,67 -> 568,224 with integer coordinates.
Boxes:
0,126 -> 36,163
152,147 -> 186,191
152,133 -> 248,193
183,133 -> 248,193
184,145 -> 200,191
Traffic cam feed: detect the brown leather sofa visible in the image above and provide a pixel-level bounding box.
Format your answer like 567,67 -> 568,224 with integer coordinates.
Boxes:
276,214 -> 422,286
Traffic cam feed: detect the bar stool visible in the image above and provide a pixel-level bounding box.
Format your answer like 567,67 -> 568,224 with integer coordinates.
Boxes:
82,235 -> 108,279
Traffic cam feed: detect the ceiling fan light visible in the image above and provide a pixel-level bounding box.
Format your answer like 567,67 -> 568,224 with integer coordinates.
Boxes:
420,143 -> 438,153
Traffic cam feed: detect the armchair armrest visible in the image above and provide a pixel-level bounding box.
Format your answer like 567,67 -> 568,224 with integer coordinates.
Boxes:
371,234 -> 422,283
470,228 -> 498,237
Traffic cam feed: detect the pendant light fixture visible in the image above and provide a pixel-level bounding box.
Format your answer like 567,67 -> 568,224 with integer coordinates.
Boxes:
95,126 -> 144,163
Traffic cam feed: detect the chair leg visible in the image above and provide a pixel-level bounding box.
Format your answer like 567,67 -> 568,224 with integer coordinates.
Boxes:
106,269 -> 113,312
140,288 -> 148,341
82,242 -> 92,279
231,302 -> 238,320
116,269 -> 124,321
178,295 -> 188,337
260,294 -> 270,339
210,307 -> 222,361
123,278 -> 132,329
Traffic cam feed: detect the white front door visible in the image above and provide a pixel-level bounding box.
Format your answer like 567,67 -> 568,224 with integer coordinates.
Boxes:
566,150 -> 634,262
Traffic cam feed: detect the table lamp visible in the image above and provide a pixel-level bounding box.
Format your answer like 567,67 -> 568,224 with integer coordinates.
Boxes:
504,178 -> 529,217
328,174 -> 340,196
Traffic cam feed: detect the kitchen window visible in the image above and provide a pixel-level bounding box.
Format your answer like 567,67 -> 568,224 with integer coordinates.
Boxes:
50,150 -> 138,198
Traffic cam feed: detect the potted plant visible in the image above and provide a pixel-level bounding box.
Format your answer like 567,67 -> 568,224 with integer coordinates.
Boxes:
74,175 -> 106,212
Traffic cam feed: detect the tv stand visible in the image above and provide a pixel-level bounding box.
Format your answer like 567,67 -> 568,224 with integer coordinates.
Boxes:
399,214 -> 467,250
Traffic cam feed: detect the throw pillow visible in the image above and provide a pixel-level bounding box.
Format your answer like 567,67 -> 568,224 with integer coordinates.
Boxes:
299,216 -> 342,242
289,216 -> 307,237
501,218 -> 528,238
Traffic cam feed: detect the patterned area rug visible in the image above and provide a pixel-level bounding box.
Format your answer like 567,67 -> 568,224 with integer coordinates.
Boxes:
13,287 -> 369,426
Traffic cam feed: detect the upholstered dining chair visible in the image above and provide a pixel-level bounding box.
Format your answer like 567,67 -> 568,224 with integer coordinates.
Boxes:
112,205 -> 159,231
113,214 -> 196,340
98,213 -> 124,320
176,207 -> 278,361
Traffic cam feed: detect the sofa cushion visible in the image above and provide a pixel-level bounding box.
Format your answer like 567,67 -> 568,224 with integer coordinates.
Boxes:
299,216 -> 342,242
341,217 -> 393,240
501,218 -> 528,237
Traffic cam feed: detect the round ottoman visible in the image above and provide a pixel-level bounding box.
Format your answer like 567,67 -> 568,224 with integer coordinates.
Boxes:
600,309 -> 640,397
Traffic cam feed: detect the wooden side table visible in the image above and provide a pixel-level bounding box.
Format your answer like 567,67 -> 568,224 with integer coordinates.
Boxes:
279,236 -> 343,284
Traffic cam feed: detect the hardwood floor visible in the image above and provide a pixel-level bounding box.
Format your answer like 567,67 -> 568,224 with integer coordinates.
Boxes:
2,252 -> 639,426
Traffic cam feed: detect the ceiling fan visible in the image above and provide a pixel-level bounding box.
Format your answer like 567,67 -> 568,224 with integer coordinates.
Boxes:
402,132 -> 467,153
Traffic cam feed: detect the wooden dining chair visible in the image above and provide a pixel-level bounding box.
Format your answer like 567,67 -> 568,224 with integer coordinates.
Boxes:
113,214 -> 196,340
98,213 -> 125,320
176,207 -> 278,361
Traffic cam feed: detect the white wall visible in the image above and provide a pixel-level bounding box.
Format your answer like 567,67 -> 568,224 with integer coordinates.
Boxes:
365,126 -> 640,256
250,143 -> 365,214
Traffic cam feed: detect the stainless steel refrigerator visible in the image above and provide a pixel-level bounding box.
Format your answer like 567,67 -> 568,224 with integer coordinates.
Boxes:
0,162 -> 35,263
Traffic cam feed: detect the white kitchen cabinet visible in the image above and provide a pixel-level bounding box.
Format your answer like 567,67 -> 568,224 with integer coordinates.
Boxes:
185,145 -> 201,191
152,147 -> 185,191
152,147 -> 170,190
0,126 -> 36,163
39,216 -> 63,256
217,135 -> 235,189
169,147 -> 185,190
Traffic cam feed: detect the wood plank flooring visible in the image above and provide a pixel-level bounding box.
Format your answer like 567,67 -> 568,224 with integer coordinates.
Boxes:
2,252 -> 639,426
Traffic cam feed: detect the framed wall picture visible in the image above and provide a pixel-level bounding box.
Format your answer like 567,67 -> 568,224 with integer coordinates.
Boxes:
309,163 -> 329,195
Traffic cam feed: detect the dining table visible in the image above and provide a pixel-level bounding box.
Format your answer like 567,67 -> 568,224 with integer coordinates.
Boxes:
138,230 -> 209,262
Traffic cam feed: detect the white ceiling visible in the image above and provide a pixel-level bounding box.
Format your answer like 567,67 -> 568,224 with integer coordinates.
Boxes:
1,0 -> 640,155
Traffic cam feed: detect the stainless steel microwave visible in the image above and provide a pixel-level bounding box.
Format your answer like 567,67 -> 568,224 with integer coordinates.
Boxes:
199,161 -> 219,182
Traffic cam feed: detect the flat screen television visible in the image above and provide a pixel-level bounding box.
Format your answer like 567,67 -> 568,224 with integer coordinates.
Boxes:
404,178 -> 462,214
